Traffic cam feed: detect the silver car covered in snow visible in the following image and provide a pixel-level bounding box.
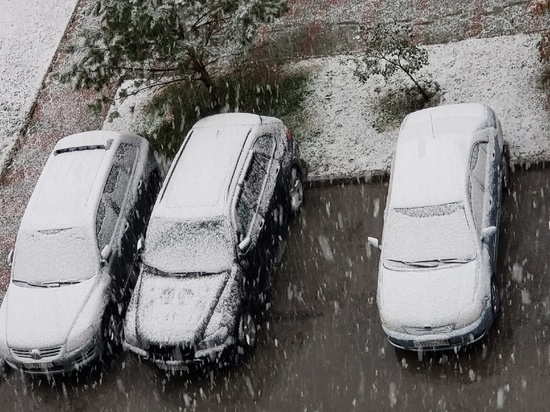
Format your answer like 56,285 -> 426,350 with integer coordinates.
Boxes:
123,113 -> 303,370
369,103 -> 507,351
0,131 -> 162,374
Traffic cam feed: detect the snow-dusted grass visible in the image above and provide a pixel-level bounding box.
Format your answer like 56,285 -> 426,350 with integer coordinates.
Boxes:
106,33 -> 550,181
296,33 -> 549,180
0,0 -> 79,174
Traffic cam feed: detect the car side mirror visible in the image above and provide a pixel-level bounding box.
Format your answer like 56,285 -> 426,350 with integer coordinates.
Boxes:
481,226 -> 497,243
368,237 -> 381,250
7,249 -> 13,267
100,245 -> 112,265
136,237 -> 144,261
238,237 -> 251,254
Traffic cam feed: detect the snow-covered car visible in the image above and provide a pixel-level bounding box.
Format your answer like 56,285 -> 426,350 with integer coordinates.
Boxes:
368,103 -> 507,351
123,113 -> 304,370
0,131 -> 162,374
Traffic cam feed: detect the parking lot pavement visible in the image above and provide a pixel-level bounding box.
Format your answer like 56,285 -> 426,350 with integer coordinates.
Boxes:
2,167 -> 550,410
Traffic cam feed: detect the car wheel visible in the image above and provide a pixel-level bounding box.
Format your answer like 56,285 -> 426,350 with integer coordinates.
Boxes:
236,307 -> 257,362
289,166 -> 304,216
491,277 -> 501,320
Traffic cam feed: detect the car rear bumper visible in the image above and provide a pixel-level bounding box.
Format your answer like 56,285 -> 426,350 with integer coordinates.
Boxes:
383,309 -> 492,352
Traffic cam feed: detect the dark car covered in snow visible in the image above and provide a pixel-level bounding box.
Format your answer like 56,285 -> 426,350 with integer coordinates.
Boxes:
123,113 -> 304,370
0,131 -> 162,374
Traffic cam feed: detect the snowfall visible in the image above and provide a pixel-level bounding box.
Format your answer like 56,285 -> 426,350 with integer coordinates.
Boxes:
0,0 -> 548,180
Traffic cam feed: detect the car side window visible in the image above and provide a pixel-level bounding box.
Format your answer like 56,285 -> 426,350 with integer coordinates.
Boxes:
236,152 -> 270,239
96,143 -> 138,250
253,134 -> 276,157
468,142 -> 488,233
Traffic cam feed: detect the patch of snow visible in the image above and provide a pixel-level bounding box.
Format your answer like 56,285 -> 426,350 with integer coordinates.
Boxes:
106,33 -> 549,181
134,270 -> 229,344
0,0 -> 79,172
144,217 -> 234,274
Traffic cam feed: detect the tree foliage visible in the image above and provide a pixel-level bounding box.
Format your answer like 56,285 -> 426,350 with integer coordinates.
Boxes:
61,0 -> 287,106
354,24 -> 436,103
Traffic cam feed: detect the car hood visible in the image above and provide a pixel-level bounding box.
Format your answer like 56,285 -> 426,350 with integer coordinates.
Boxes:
5,277 -> 98,349
378,260 -> 479,329
134,271 -> 230,345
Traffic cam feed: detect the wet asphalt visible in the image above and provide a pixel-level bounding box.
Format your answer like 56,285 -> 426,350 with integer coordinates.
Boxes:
1,165 -> 550,411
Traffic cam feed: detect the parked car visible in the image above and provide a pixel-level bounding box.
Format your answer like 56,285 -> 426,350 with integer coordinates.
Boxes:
123,113 -> 304,370
0,131 -> 162,374
368,103 -> 507,351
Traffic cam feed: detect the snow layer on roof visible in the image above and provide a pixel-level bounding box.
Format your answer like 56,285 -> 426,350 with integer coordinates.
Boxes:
162,126 -> 248,211
390,104 -> 496,208
20,132 -> 121,231
156,116 -> 254,219
0,0 -> 78,173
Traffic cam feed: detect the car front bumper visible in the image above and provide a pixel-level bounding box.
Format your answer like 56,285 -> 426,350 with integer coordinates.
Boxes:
4,338 -> 102,375
383,309 -> 493,352
124,339 -> 235,371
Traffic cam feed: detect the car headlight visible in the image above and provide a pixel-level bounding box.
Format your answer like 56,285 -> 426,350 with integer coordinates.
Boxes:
197,326 -> 230,351
456,302 -> 483,329
66,326 -> 95,353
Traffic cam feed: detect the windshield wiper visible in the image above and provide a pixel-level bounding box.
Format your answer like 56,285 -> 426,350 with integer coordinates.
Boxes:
13,280 -> 81,288
13,280 -> 48,288
42,280 -> 82,287
387,259 -> 438,268
415,258 -> 474,265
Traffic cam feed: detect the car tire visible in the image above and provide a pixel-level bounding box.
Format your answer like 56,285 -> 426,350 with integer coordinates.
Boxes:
289,166 -> 304,216
491,277 -> 501,321
235,306 -> 257,363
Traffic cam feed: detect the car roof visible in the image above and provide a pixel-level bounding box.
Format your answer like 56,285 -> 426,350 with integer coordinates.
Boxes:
20,130 -> 144,232
153,113 -> 278,220
390,103 -> 498,208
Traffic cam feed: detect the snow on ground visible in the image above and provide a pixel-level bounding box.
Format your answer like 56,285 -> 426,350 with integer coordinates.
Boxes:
106,33 -> 549,181
294,33 -> 548,180
0,0 -> 79,173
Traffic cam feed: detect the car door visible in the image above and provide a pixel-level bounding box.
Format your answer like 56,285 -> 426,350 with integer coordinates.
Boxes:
468,140 -> 497,269
235,135 -> 279,293
97,142 -> 139,298
486,132 -> 501,266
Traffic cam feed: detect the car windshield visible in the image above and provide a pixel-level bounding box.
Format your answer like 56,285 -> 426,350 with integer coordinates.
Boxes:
13,227 -> 96,284
143,216 -> 234,275
383,202 -> 477,269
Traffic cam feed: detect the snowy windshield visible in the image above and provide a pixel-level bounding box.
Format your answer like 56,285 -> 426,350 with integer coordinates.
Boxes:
13,227 -> 96,284
143,217 -> 234,274
383,202 -> 477,269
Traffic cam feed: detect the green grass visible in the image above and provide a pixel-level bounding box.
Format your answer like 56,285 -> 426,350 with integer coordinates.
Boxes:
144,62 -> 310,159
